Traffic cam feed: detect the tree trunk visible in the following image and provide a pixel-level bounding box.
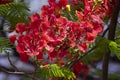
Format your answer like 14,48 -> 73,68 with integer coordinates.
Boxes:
102,0 -> 120,80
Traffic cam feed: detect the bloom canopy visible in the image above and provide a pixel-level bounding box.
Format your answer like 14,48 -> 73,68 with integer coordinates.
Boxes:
9,0 -> 112,62
9,0 -> 113,77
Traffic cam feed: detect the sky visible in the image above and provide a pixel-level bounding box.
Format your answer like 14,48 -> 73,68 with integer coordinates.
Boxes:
28,0 -> 48,13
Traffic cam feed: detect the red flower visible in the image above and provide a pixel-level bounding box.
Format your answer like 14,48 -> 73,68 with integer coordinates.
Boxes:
72,62 -> 83,76
76,11 -> 83,21
82,65 -> 89,79
9,35 -> 16,44
104,0 -> 109,10
48,0 -> 55,5
92,22 -> 103,34
56,16 -> 68,27
49,50 -> 57,61
45,44 -> 54,53
70,41 -> 76,47
86,32 -> 95,43
91,15 -> 103,24
58,0 -> 68,8
30,13 -> 40,22
16,23 -> 26,33
16,43 -> 26,54
58,50 -> 68,58
19,53 -> 29,62
9,0 -> 112,68
83,0 -> 92,15
72,61 -> 89,78
77,43 -> 87,52
37,51 -> 43,60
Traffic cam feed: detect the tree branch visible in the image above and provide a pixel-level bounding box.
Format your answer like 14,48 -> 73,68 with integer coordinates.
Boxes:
0,65 -> 40,80
102,0 -> 120,80
66,46 -> 96,69
7,53 -> 19,71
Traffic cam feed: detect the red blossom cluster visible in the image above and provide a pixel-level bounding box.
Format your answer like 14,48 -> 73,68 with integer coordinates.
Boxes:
9,0 -> 113,78
72,61 -> 89,78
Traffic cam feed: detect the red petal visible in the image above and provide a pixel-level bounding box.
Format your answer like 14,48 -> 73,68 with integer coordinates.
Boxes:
36,52 -> 43,60
30,13 -> 40,22
78,43 -> 87,52
58,50 -> 68,58
86,32 -> 95,43
103,0 -> 108,10
16,43 -> 26,54
16,23 -> 26,33
93,23 -> 103,34
19,53 -> 29,62
48,0 -> 55,6
27,51 -> 39,56
76,11 -> 83,21
70,41 -> 76,47
58,0 -> 68,7
9,35 -> 16,44
49,50 -> 57,61
72,62 -> 83,76
84,0 -> 92,15
45,44 -> 54,52
40,22 -> 50,31
91,15 -> 103,24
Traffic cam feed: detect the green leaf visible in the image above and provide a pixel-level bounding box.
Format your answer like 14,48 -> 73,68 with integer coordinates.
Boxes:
109,41 -> 120,60
109,41 -> 118,49
81,37 -> 110,63
62,2 -> 83,21
115,29 -> 120,44
0,2 -> 30,27
0,47 -> 2,53
90,69 -> 120,80
38,64 -> 76,79
0,37 -> 12,48
0,37 -> 14,53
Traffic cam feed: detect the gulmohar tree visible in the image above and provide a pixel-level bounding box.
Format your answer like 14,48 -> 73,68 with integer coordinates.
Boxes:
0,0 -> 120,80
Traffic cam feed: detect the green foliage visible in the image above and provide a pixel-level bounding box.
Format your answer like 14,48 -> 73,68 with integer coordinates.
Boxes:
81,37 -> 110,63
115,29 -> 120,40
90,69 -> 120,80
0,2 -> 29,27
38,64 -> 76,80
20,76 -> 31,80
0,37 -> 12,53
62,2 -> 84,21
109,41 -> 120,60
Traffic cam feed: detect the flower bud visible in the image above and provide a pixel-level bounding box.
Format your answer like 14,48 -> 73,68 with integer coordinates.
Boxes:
66,5 -> 71,12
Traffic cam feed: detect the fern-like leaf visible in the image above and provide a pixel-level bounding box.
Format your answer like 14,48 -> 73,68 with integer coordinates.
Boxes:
0,2 -> 30,27
0,37 -> 13,53
38,64 -> 76,80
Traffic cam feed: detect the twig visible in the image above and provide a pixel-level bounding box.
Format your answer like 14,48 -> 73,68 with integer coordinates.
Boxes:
65,46 -> 96,69
0,66 -> 40,80
0,65 -> 37,75
101,27 -> 109,37
6,51 -> 19,71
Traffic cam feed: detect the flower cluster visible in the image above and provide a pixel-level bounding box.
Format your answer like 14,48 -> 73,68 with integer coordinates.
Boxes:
9,0 -> 113,78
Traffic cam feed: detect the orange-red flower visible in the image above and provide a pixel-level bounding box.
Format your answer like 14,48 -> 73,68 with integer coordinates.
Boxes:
9,1 -> 113,78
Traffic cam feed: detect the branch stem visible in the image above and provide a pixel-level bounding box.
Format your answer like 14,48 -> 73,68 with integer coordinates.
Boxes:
102,1 -> 120,80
